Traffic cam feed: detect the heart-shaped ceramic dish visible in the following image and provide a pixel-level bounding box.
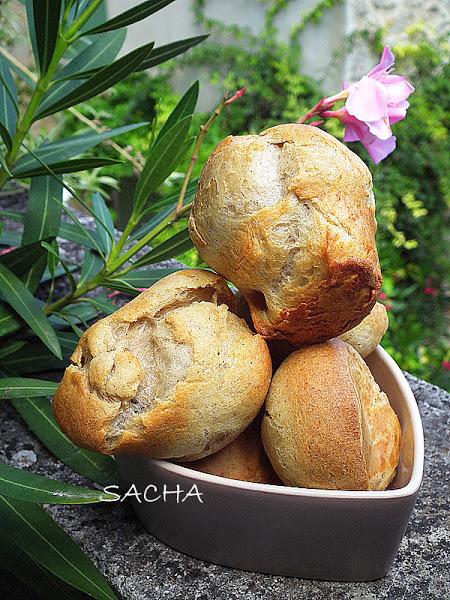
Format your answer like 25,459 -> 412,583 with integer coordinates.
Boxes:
116,345 -> 424,582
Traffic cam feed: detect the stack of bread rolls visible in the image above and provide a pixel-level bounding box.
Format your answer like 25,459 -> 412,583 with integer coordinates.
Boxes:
53,124 -> 401,491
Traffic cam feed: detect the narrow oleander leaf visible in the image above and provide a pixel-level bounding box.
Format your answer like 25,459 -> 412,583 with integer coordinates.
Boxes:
0,340 -> 26,361
42,262 -> 78,283
132,228 -> 193,268
137,34 -> 208,70
36,43 -> 154,119
22,176 -> 62,244
92,193 -> 114,255
0,122 -> 12,152
0,209 -> 24,221
49,300 -> 103,328
3,331 -> 77,373
41,241 -> 77,291
0,265 -> 62,358
11,397 -> 120,486
107,267 -> 182,293
0,377 -> 58,399
84,0 -> 175,35
0,54 -> 18,143
31,0 -> 62,74
55,29 -> 126,82
156,80 -> 198,144
0,303 -> 21,337
131,203 -> 175,241
58,221 -> 97,249
134,115 -> 192,212
0,463 -> 113,504
21,175 -> 62,292
0,496 -> 119,600
13,123 -> 147,174
78,251 -> 103,287
0,239 -> 48,277
13,157 -> 122,178
0,531 -> 87,600
144,177 -> 198,213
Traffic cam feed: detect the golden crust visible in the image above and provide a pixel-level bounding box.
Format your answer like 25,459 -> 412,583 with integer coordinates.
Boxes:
338,301 -> 388,357
189,124 -> 382,345
184,414 -> 281,484
261,339 -> 401,490
53,269 -> 272,460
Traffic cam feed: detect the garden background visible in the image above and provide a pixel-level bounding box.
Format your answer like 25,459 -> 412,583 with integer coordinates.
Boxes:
1,0 -> 449,388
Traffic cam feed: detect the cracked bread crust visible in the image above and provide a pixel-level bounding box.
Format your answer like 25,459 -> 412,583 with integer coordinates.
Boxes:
189,124 -> 382,345
261,339 -> 401,490
52,269 -> 272,460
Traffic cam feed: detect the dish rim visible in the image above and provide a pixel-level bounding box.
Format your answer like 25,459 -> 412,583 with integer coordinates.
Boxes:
140,346 -> 424,500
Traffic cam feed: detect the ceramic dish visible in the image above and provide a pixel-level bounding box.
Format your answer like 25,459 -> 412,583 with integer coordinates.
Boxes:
116,345 -> 424,582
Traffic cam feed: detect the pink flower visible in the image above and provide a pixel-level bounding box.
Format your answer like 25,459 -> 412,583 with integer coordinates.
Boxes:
379,292 -> 388,301
0,246 -> 15,256
442,361 -> 450,371
424,287 -> 438,296
322,47 -> 414,163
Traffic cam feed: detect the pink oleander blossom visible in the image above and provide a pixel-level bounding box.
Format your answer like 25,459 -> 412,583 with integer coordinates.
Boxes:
322,46 -> 414,163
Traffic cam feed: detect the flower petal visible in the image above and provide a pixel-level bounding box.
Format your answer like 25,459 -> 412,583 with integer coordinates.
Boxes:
381,75 -> 415,103
388,100 -> 410,125
362,134 -> 396,164
346,76 -> 388,122
368,46 -> 395,78
366,117 -> 392,140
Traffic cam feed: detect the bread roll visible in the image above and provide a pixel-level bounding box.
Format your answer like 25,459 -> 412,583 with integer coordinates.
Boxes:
184,415 -> 280,484
339,301 -> 388,358
261,340 -> 401,490
53,269 -> 272,460
190,124 -> 382,345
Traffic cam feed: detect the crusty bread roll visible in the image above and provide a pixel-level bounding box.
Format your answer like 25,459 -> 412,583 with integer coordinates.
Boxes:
267,301 -> 389,369
53,269 -> 272,460
190,124 -> 382,346
339,301 -> 388,358
184,414 -> 280,484
261,340 -> 401,490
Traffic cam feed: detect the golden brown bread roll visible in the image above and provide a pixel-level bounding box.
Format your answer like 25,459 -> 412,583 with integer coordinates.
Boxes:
267,301 -> 389,369
189,123 -> 382,346
53,269 -> 272,461
338,301 -> 388,358
184,415 -> 281,484
261,340 -> 401,490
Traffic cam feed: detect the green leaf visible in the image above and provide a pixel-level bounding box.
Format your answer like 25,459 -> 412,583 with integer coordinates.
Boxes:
156,80 -> 198,144
84,0 -> 175,35
0,530 -> 87,600
22,176 -> 62,244
21,176 -> 62,292
131,202 -> 175,241
0,265 -> 62,358
59,221 -> 97,249
55,29 -> 126,81
0,303 -> 20,337
137,34 -> 208,70
31,0 -> 62,74
0,496 -> 119,600
0,239 -> 48,277
0,229 -> 21,246
13,156 -> 122,178
134,115 -> 192,212
0,54 -> 18,145
132,228 -> 193,268
0,340 -> 26,361
78,250 -> 103,287
36,43 -> 154,119
92,193 -> 114,255
13,123 -> 147,175
11,397 -> 120,486
2,331 -> 77,373
107,267 -> 182,293
0,377 -> 58,399
0,463 -> 113,504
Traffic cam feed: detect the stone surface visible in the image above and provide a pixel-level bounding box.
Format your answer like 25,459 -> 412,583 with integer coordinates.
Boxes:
0,375 -> 448,600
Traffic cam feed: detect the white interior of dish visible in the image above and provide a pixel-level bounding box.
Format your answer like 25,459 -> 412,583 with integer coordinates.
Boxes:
150,346 -> 424,499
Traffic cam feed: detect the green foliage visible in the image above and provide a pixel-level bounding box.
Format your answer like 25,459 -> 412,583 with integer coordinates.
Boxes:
0,1 -> 210,597
355,31 -> 449,389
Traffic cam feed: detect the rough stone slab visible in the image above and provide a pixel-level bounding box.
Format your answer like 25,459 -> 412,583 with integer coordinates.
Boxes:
0,374 -> 448,600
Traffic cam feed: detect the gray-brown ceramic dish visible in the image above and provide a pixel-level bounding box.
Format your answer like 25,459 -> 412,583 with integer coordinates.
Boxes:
116,346 -> 424,582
